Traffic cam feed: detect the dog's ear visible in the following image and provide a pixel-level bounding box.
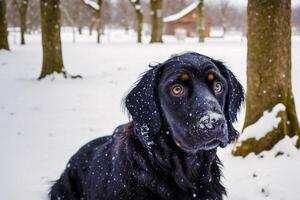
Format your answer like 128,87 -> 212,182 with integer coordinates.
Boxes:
212,59 -> 244,141
125,66 -> 162,148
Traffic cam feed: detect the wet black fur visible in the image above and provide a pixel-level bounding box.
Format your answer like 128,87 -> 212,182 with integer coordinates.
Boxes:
49,52 -> 244,200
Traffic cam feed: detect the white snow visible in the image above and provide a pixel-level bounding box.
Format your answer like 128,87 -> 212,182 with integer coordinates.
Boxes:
237,103 -> 286,142
1,30 -> 300,200
83,0 -> 100,10
135,5 -> 141,10
163,1 -> 198,23
220,136 -> 300,200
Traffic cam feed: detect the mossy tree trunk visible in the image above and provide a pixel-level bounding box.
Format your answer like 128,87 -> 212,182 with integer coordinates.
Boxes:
233,0 -> 300,157
129,0 -> 143,43
150,0 -> 163,43
0,0 -> 9,50
39,0 -> 64,79
13,0 -> 29,45
197,0 -> 205,43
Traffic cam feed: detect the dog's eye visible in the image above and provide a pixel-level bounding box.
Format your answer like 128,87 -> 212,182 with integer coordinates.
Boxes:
213,81 -> 223,94
170,84 -> 185,96
207,73 -> 215,81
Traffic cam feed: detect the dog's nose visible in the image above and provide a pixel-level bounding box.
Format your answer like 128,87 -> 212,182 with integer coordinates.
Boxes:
198,112 -> 225,130
198,113 -> 228,140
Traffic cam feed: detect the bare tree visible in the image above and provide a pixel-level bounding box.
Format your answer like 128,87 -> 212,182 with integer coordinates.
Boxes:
150,0 -> 163,43
197,0 -> 204,42
81,0 -> 102,43
219,0 -> 229,36
61,0 -> 91,35
129,0 -> 143,43
26,0 -> 40,32
39,0 -> 64,79
114,0 -> 130,32
0,0 -> 9,50
61,7 -> 77,43
39,0 -> 81,80
13,0 -> 29,45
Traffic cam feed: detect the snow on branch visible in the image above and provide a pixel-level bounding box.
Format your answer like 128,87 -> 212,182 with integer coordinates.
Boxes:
129,0 -> 142,11
82,0 -> 100,10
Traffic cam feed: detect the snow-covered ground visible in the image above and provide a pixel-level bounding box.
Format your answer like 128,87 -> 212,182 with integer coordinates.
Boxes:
0,30 -> 300,200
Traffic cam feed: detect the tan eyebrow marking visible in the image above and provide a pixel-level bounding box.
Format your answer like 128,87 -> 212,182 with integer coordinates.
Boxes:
180,72 -> 189,81
207,73 -> 215,81
175,140 -> 182,148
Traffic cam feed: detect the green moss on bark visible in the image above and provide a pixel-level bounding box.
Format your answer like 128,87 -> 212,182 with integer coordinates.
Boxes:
0,0 -> 10,50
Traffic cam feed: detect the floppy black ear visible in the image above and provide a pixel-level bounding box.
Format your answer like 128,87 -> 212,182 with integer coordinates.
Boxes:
212,60 -> 244,141
125,66 -> 162,148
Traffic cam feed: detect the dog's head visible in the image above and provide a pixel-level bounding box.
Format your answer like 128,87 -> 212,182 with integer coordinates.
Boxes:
125,52 -> 244,153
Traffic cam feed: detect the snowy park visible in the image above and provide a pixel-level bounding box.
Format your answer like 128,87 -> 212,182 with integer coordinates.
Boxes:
0,31 -> 300,199
1,0 -> 300,199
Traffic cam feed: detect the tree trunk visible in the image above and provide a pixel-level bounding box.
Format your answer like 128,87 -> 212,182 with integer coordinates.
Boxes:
150,0 -> 163,43
81,0 -> 102,44
89,21 -> 93,36
0,0 -> 9,50
219,0 -> 229,37
197,0 -> 205,43
129,0 -> 143,43
222,24 -> 226,37
20,10 -> 27,45
136,10 -> 143,43
95,11 -> 101,44
39,0 -> 65,79
78,26 -> 82,35
13,0 -> 29,45
232,0 -> 300,157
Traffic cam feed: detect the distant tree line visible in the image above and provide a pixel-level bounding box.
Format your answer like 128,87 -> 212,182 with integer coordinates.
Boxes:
3,0 -> 300,43
3,0 -> 250,39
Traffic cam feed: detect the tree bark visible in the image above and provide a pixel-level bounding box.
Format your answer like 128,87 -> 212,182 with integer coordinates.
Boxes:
197,0 -> 205,43
150,0 -> 163,43
89,22 -> 93,36
95,10 -> 101,44
81,0 -> 102,44
13,0 -> 29,45
129,0 -> 143,43
232,0 -> 300,157
39,0 -> 64,79
0,0 -> 9,50
136,9 -> 143,43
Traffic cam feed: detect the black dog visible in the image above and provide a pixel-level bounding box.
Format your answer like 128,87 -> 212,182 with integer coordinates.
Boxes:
49,52 -> 244,200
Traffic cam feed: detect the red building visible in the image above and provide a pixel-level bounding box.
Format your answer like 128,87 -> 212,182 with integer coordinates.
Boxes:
163,2 -> 211,38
